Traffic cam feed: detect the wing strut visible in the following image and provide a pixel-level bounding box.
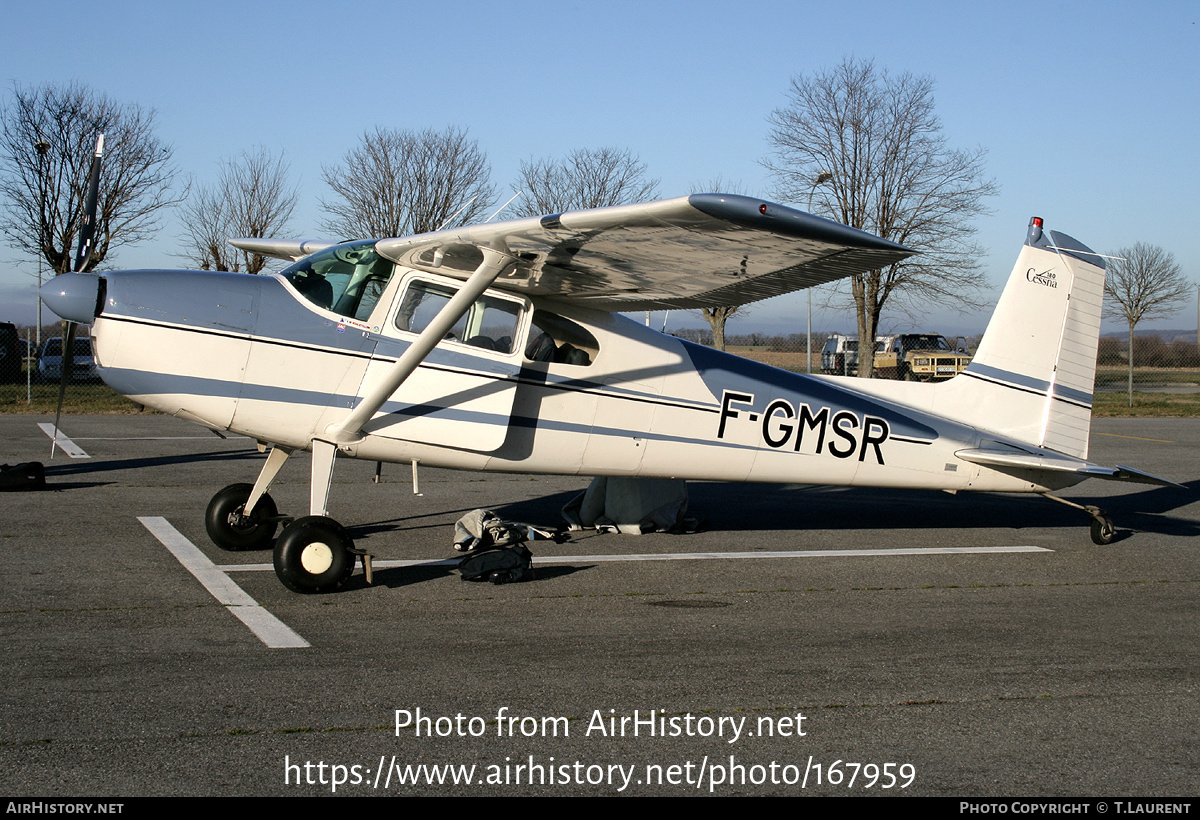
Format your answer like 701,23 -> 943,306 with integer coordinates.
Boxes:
329,245 -> 517,442
304,246 -> 516,517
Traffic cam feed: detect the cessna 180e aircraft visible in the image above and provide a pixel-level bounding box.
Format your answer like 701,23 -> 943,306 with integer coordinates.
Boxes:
40,143 -> 1177,593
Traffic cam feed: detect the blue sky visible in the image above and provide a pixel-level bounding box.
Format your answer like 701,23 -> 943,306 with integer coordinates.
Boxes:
1,0 -> 1197,337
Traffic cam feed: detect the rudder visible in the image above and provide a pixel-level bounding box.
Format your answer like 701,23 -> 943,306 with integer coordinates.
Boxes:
944,218 -> 1106,458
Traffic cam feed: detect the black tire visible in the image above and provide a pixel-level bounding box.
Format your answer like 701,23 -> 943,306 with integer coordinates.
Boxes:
273,516 -> 356,594
205,483 -> 279,551
1090,516 -> 1115,545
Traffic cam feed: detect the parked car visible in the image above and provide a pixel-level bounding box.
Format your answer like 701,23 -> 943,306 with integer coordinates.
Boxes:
0,322 -> 19,383
36,336 -> 100,383
820,334 -> 886,376
874,333 -> 972,381
820,334 -> 860,375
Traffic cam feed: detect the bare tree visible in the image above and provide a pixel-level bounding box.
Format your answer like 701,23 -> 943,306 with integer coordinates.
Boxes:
509,147 -> 659,218
690,175 -> 751,197
180,147 -> 299,273
320,126 -> 495,239
688,178 -> 753,350
697,305 -> 738,352
0,82 -> 182,274
765,58 -> 997,377
1103,243 -> 1191,406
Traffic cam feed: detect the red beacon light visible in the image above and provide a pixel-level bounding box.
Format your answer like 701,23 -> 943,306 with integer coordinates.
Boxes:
1028,216 -> 1044,243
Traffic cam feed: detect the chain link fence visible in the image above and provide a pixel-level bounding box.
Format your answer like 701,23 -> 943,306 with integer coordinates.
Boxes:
0,324 -> 144,415
671,326 -> 1200,416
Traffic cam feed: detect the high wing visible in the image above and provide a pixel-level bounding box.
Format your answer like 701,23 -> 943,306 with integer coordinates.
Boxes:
366,194 -> 913,311
229,238 -> 333,262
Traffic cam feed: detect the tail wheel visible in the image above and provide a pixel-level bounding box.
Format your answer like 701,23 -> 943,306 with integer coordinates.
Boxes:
274,516 -> 356,594
205,483 -> 279,551
1090,516 -> 1116,545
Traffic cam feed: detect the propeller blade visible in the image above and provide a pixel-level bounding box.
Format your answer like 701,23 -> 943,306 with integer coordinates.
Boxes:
73,134 -> 104,274
51,322 -> 77,459
52,133 -> 103,458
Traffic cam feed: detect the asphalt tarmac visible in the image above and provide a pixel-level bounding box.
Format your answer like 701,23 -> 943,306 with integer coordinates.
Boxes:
2,414 -> 1197,796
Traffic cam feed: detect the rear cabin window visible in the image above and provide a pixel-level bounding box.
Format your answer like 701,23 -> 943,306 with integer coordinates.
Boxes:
524,310 -> 598,367
281,240 -> 396,321
394,280 -> 523,355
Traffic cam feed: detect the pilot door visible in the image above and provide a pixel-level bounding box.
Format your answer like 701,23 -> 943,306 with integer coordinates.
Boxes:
357,271 -> 528,452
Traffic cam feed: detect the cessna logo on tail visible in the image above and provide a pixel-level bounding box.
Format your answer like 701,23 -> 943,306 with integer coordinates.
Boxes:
1026,267 -> 1058,288
717,390 -> 890,464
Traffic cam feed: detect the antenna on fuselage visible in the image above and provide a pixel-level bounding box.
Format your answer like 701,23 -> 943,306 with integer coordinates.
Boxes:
433,195 -> 480,232
483,191 -> 523,223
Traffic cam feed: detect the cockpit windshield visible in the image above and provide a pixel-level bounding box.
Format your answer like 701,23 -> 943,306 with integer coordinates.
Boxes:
281,240 -> 396,321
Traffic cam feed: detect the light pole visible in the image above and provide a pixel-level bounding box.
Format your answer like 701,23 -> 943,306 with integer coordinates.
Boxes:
34,138 -> 50,354
805,172 -> 833,373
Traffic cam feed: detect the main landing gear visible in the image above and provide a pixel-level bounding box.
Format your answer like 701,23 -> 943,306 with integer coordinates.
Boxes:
205,483 -> 282,551
273,516 -> 359,594
203,442 -> 373,593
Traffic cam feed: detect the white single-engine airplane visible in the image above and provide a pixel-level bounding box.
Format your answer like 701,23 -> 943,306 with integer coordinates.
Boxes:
41,184 -> 1178,593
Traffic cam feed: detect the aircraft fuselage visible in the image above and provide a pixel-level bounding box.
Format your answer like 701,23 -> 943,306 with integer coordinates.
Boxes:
88,264 -> 1066,497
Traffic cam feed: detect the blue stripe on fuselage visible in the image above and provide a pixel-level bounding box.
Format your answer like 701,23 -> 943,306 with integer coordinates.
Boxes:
963,362 -> 1093,407
679,340 -> 938,442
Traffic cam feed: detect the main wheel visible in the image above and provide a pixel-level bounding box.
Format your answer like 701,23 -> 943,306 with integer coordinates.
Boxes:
1090,516 -> 1115,545
273,516 -> 356,594
205,483 -> 279,551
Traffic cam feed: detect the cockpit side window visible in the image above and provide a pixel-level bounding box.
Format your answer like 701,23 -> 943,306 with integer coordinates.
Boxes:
524,310 -> 599,366
394,279 -> 524,355
281,240 -> 396,320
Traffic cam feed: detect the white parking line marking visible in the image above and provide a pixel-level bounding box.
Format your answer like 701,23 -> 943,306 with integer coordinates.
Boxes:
68,436 -> 252,441
37,423 -> 91,459
219,545 -> 1051,572
138,516 -> 309,649
527,546 -> 1053,562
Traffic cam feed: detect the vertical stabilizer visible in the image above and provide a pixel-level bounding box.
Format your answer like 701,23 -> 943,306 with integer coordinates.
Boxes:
946,218 -> 1105,458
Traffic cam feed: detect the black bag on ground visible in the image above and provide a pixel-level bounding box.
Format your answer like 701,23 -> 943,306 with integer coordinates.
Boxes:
453,509 -> 546,584
0,462 -> 45,491
458,543 -> 533,584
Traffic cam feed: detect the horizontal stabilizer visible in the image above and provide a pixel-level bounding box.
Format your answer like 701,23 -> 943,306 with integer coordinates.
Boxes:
956,445 -> 1180,487
1107,463 -> 1184,488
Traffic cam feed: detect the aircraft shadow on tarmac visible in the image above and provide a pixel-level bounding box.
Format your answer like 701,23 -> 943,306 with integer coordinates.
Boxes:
679,480 -> 1200,539
40,448 -> 264,487
352,481 -> 1200,541
358,561 -> 587,591
339,479 -> 1200,590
